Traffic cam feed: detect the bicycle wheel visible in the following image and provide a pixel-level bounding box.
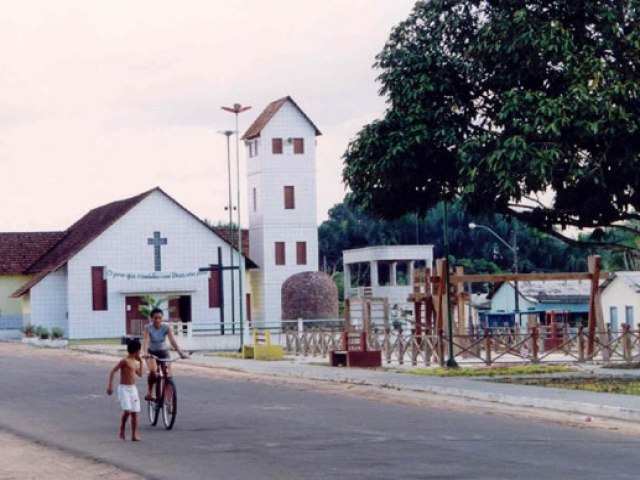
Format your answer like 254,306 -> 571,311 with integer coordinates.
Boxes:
148,378 -> 161,426
161,378 -> 177,430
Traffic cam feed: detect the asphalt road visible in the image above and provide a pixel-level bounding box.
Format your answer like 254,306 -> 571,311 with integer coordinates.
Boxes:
1,348 -> 639,480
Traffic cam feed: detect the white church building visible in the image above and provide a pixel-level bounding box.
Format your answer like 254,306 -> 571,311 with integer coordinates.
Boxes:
1,96 -> 322,346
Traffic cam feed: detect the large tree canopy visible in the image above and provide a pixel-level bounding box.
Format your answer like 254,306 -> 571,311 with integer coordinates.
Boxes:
343,0 -> 640,247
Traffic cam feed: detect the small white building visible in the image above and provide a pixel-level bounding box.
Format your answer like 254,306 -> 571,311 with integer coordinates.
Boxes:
600,271 -> 640,331
343,245 -> 434,314
10,188 -> 251,348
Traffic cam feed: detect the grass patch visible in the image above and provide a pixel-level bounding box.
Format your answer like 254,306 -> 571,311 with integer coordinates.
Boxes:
497,377 -> 640,396
602,362 -> 640,370
404,364 -> 575,377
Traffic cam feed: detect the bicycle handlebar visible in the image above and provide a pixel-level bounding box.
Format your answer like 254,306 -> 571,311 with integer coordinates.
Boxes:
146,353 -> 190,362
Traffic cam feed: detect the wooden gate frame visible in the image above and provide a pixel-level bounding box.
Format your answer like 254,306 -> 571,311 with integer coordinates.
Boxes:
409,255 -> 611,359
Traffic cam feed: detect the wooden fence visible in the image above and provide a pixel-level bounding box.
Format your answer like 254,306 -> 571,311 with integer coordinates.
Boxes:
283,323 -> 640,366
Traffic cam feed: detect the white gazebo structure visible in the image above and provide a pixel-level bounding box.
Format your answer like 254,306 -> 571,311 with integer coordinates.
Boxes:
343,245 -> 434,313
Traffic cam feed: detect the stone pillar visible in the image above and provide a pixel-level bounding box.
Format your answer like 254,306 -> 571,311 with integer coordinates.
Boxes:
343,264 -> 351,298
390,262 -> 397,286
370,261 -> 379,288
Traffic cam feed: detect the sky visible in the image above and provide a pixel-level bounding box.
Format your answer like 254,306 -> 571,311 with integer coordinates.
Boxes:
0,0 -> 417,232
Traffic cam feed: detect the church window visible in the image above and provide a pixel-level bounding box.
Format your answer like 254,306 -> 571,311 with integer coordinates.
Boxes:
284,186 -> 295,209
253,187 -> 257,212
209,267 -> 221,308
91,266 -> 108,311
272,138 -> 283,154
296,241 -> 307,265
275,242 -> 286,265
293,138 -> 304,154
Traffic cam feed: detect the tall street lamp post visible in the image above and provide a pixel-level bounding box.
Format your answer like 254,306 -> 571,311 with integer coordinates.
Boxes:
222,103 -> 251,348
443,202 -> 458,368
469,222 -> 520,317
218,130 -> 235,334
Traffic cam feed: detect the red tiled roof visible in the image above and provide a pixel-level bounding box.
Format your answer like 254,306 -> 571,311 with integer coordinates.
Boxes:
25,189 -> 156,275
12,189 -> 157,297
214,228 -> 250,259
0,232 -> 65,274
241,96 -> 322,140
11,187 -> 257,297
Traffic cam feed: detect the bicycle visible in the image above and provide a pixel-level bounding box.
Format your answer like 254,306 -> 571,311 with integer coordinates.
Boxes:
146,354 -> 187,430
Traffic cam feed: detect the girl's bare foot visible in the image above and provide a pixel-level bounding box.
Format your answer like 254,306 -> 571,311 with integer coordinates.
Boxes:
119,428 -> 125,440
132,435 -> 141,441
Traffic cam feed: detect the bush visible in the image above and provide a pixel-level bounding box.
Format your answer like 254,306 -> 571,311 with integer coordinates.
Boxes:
34,325 -> 50,339
51,327 -> 64,339
22,324 -> 36,337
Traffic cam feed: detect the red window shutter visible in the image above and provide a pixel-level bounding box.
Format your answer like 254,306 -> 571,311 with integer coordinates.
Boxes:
272,138 -> 283,154
275,242 -> 286,265
296,241 -> 307,265
284,186 -> 295,209
293,138 -> 304,154
169,298 -> 180,320
91,266 -> 107,311
209,267 -> 221,308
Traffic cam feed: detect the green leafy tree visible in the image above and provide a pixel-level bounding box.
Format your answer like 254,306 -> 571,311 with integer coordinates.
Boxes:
138,296 -> 176,320
343,0 -> 640,251
319,200 -> 591,284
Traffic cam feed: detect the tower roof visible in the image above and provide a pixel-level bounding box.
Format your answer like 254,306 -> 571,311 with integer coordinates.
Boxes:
242,96 -> 322,140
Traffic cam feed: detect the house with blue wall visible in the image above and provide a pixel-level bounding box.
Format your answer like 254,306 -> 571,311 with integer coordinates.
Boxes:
483,280 -> 591,329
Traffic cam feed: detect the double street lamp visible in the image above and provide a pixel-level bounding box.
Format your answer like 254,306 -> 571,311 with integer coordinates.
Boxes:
469,222 -> 520,315
217,130 -> 236,335
221,103 -> 251,347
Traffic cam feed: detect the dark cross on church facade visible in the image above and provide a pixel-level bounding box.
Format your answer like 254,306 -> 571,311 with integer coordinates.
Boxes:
147,231 -> 167,272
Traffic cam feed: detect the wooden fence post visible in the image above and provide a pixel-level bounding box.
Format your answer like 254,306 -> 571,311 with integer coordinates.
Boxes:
577,324 -> 585,362
383,327 -> 392,364
411,330 -> 418,366
483,328 -> 492,366
531,326 -> 539,363
423,332 -> 431,366
622,323 -> 632,363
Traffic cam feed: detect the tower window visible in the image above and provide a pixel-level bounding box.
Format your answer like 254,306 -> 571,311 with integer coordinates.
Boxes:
253,187 -> 257,212
296,242 -> 307,265
272,138 -> 283,154
248,140 -> 259,157
275,242 -> 286,265
293,138 -> 304,154
284,186 -> 295,209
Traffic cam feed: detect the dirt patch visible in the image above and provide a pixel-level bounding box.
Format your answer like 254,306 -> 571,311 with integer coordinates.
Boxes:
0,429 -> 144,480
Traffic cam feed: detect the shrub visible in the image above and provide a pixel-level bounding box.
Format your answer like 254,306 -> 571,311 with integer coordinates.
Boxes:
51,327 -> 64,339
35,325 -> 50,339
23,324 -> 36,337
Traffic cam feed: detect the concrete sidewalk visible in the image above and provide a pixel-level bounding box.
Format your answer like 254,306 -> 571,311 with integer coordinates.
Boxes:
69,343 -> 640,424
